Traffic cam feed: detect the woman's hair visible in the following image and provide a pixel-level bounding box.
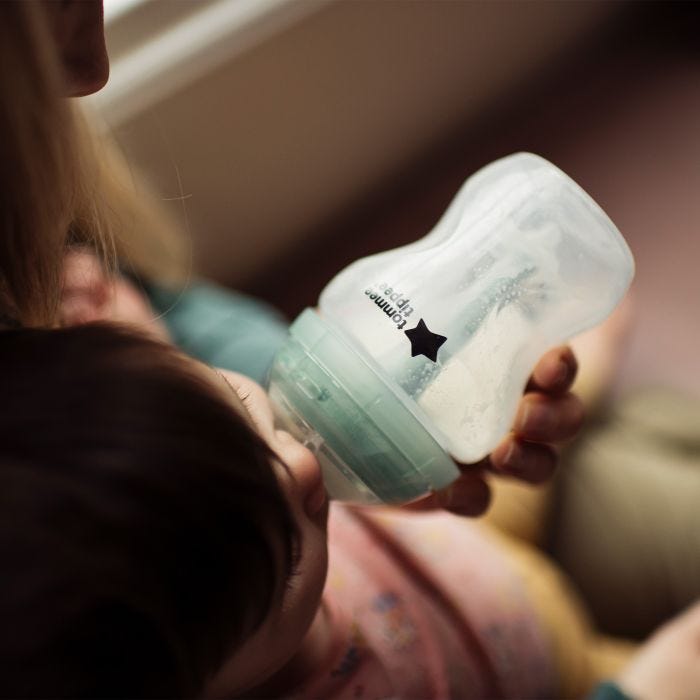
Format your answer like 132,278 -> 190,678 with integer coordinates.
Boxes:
0,1 -> 77,326
0,2 -> 187,329
0,324 -> 297,697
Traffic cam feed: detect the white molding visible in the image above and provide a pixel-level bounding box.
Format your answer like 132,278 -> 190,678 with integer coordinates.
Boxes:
92,0 -> 328,126
104,0 -> 145,23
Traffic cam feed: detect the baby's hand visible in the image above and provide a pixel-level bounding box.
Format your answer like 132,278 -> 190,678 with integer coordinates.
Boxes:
410,346 -> 583,516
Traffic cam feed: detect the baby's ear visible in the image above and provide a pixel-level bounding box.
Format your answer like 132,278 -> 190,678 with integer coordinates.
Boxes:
59,248 -> 112,326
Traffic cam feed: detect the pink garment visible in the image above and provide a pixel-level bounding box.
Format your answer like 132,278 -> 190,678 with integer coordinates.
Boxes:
288,504 -> 555,700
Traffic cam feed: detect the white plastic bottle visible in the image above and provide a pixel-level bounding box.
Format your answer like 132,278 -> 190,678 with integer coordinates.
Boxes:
267,153 -> 635,504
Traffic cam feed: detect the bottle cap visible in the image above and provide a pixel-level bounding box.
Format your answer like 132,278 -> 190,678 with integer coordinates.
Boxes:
268,308 -> 459,504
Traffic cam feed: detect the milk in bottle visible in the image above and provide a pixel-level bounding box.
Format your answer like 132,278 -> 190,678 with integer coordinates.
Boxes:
267,153 -> 635,504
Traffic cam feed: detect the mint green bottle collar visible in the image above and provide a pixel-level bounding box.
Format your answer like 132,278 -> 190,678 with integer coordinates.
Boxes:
267,308 -> 459,504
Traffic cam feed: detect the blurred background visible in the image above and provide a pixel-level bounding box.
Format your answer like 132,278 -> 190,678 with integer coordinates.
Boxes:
93,0 -> 700,640
93,0 -> 700,399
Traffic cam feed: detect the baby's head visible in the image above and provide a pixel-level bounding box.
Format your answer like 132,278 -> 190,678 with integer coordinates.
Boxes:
0,324 -> 329,697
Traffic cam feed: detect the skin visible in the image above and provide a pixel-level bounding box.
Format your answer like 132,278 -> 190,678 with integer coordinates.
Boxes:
413,344 -> 582,515
60,248 -> 584,516
195,366 -> 582,696
60,249 -> 171,342
41,0 -> 109,97
617,601 -> 700,700
45,0 -> 585,514
58,251 -> 586,694
43,1 -> 591,693
199,368 -> 330,697
41,6 -> 692,700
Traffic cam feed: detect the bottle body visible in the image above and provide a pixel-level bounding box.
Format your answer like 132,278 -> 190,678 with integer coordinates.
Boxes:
268,153 -> 635,502
317,153 -> 634,462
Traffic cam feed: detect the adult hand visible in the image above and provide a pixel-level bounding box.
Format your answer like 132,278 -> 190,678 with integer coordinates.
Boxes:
410,345 -> 583,516
60,248 -> 171,343
616,601 -> 700,700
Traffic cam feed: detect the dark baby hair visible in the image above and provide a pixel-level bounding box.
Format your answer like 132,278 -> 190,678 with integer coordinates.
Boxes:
0,323 -> 297,697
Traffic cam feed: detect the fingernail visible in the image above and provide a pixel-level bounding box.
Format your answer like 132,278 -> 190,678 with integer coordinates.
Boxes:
499,440 -> 516,471
552,358 -> 570,389
498,440 -> 526,476
437,483 -> 456,509
438,481 -> 491,516
518,402 -> 555,437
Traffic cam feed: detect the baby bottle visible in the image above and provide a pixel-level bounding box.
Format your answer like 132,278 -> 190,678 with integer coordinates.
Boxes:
267,153 -> 635,505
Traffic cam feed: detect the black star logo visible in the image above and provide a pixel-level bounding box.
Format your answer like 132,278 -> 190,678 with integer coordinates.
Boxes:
404,318 -> 447,363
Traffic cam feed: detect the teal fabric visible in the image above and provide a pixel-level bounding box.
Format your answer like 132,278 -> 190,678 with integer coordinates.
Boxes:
588,681 -> 633,700
145,280 -> 290,385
